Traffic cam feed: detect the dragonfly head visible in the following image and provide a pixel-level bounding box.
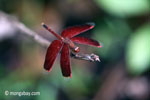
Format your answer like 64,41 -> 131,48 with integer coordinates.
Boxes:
73,46 -> 80,53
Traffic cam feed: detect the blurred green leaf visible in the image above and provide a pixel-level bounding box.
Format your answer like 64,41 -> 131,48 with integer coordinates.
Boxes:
37,82 -> 57,100
45,63 -> 92,100
62,67 -> 89,92
95,0 -> 150,17
126,24 -> 150,75
93,19 -> 130,60
0,79 -> 34,99
46,63 -> 91,94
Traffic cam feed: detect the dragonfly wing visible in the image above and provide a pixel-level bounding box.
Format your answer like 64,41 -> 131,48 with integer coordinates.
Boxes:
44,40 -> 63,71
60,43 -> 71,77
71,37 -> 102,48
61,23 -> 95,38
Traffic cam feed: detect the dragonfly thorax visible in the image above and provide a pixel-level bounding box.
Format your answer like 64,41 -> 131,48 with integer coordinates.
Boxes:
63,38 -> 80,53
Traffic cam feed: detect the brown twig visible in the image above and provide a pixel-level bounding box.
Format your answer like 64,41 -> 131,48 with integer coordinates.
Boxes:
15,21 -> 50,47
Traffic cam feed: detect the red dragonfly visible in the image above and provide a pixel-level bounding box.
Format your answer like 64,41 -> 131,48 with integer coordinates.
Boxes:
42,23 -> 101,78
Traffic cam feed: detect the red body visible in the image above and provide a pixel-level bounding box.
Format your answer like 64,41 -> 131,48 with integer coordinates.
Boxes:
42,23 -> 101,77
